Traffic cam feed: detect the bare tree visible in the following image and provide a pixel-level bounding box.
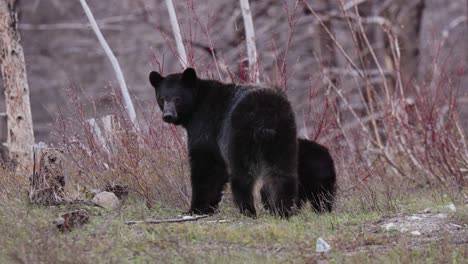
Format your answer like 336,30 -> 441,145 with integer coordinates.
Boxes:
0,0 -> 35,172
165,0 -> 188,67
79,0 -> 138,129
239,0 -> 259,83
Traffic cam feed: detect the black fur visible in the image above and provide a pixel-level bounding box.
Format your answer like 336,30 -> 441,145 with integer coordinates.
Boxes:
149,68 -> 298,218
261,138 -> 336,213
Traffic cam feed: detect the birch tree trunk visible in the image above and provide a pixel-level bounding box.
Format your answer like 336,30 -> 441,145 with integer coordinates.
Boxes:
79,0 -> 138,129
239,0 -> 259,83
0,0 -> 35,172
165,0 -> 188,67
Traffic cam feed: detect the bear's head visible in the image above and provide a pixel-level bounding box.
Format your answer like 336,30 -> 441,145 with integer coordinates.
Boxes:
149,68 -> 198,125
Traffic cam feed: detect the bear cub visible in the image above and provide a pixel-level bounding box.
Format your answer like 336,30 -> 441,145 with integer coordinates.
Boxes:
149,68 -> 298,218
261,139 -> 336,213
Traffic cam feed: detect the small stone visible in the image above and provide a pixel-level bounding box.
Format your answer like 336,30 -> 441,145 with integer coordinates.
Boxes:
410,231 -> 421,236
383,223 -> 397,231
316,237 -> 331,253
92,191 -> 120,209
400,227 -> 409,233
408,216 -> 422,221
422,208 -> 431,213
444,203 -> 456,212
435,213 -> 447,219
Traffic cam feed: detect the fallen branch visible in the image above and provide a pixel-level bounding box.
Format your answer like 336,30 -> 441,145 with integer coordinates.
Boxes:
67,199 -> 104,208
125,215 -> 208,225
205,219 -> 230,224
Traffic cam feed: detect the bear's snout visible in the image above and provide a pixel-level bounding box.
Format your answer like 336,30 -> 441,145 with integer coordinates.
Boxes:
163,112 -> 177,123
162,101 -> 178,123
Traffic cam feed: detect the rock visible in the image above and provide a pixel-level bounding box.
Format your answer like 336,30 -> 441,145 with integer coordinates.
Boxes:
422,207 -> 431,213
411,231 -> 421,236
92,191 -> 120,209
400,227 -> 409,233
383,223 -> 397,231
316,237 -> 331,253
435,213 -> 448,219
443,203 -> 456,212
408,215 -> 423,221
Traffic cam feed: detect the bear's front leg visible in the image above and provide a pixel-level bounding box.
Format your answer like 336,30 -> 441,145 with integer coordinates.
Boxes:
188,148 -> 229,215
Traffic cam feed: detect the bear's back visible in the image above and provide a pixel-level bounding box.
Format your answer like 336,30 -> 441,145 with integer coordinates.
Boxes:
217,84 -> 290,169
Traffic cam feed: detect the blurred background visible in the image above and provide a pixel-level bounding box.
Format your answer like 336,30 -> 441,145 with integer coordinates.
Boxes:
0,0 -> 466,142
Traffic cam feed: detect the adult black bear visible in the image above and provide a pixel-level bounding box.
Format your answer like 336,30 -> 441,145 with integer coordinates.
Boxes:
261,139 -> 336,213
149,68 -> 297,218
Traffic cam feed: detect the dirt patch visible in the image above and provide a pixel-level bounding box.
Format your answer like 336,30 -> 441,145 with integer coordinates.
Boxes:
369,212 -> 467,249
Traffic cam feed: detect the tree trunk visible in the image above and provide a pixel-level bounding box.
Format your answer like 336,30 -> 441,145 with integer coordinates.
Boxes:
239,0 -> 259,83
0,0 -> 35,172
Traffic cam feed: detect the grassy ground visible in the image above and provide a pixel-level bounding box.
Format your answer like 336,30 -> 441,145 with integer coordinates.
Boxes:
0,189 -> 466,263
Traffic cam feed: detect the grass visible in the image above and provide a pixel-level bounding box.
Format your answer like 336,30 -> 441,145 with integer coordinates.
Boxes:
0,188 -> 465,263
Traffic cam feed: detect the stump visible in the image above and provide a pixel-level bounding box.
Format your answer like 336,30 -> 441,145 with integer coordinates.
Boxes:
101,114 -> 123,153
87,115 -> 122,154
29,144 -> 65,205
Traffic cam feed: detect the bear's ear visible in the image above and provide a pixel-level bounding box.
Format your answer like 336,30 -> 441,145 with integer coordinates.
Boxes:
181,68 -> 197,83
149,71 -> 164,88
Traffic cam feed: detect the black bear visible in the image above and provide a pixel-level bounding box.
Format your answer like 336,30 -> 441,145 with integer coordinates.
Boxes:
296,139 -> 336,212
149,68 -> 298,217
261,139 -> 336,213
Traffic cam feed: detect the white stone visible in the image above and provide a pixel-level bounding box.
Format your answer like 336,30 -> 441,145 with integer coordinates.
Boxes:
411,231 -> 421,236
400,227 -> 409,233
435,213 -> 448,219
92,191 -> 119,209
383,223 -> 397,231
316,237 -> 331,253
408,216 -> 422,221
444,203 -> 456,212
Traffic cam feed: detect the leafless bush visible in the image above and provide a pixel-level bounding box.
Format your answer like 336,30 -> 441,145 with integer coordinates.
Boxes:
56,84 -> 190,209
300,0 -> 467,209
